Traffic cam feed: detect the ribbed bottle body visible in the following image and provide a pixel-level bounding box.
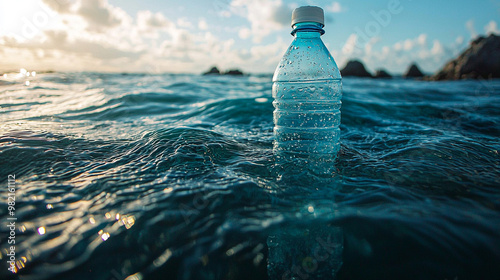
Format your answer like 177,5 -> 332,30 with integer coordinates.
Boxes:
272,23 -> 342,173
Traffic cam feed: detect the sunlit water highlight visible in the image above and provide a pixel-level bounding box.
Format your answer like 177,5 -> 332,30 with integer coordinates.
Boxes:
0,72 -> 499,280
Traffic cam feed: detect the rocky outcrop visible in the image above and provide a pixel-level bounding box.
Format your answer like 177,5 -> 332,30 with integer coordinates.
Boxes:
340,60 -> 373,77
404,63 -> 424,78
374,69 -> 392,78
202,66 -> 245,76
431,34 -> 500,80
224,69 -> 244,76
203,66 -> 221,75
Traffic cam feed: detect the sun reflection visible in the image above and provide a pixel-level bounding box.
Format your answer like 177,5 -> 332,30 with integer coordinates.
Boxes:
101,232 -> 110,241
125,272 -> 144,280
120,216 -> 136,229
37,227 -> 45,235
16,259 -> 26,270
163,187 -> 173,193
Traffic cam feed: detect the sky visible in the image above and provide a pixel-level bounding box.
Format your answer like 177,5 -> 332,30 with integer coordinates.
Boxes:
0,0 -> 499,74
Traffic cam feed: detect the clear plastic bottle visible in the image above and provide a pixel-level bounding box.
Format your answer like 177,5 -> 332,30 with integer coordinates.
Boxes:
273,6 -> 342,175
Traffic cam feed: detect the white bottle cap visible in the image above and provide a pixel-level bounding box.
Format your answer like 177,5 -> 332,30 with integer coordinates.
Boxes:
291,6 -> 324,27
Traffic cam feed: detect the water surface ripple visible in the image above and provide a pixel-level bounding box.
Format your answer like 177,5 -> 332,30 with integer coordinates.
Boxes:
0,73 -> 499,280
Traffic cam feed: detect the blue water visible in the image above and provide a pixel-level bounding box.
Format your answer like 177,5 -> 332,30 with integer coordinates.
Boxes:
0,72 -> 499,280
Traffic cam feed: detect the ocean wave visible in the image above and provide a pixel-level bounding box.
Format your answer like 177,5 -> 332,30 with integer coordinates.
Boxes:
0,73 -> 499,279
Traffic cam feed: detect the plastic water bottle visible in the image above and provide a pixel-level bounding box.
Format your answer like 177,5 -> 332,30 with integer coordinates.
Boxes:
273,6 -> 342,175
267,7 -> 344,280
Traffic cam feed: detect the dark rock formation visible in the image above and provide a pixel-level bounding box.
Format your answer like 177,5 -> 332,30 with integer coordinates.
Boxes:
203,66 -> 221,75
202,66 -> 245,76
404,63 -> 424,78
340,60 -> 373,77
431,34 -> 500,80
224,69 -> 244,76
374,69 -> 392,78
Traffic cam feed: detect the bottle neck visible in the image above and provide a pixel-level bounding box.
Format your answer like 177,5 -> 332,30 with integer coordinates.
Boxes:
291,22 -> 325,38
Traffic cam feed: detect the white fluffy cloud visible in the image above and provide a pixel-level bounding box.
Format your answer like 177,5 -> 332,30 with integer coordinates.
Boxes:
465,19 -> 499,38
484,20 -> 499,35
77,0 -> 123,28
341,34 -> 358,56
466,20 -> 477,38
137,10 -> 172,29
229,0 -> 292,43
365,37 -> 380,54
198,19 -> 208,30
326,2 -> 345,13
0,0 -> 283,73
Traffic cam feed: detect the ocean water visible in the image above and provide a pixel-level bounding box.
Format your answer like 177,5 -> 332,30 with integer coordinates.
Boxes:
0,72 -> 499,280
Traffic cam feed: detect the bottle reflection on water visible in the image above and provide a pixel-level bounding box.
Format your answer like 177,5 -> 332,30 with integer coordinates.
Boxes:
267,222 -> 343,279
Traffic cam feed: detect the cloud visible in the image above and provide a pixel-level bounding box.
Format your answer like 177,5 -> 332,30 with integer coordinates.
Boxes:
484,20 -> 499,35
238,27 -> 251,39
229,0 -> 292,43
198,19 -> 208,30
0,0 -> 184,72
1,0 -> 289,73
177,18 -> 193,29
399,33 -> 427,51
249,37 -> 287,65
417,33 -> 427,45
365,37 -> 380,54
326,2 -> 345,13
341,33 -> 358,56
77,0 -> 126,30
430,40 -> 444,55
137,10 -> 171,29
466,19 -> 477,38
3,29 -> 144,60
41,0 -> 75,14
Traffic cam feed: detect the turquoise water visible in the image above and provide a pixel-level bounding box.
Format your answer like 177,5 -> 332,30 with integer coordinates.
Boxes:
0,72 -> 499,280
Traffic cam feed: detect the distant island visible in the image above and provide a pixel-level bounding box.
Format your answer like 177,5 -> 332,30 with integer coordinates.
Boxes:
338,60 -> 426,79
430,34 -> 500,80
203,66 -> 245,76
